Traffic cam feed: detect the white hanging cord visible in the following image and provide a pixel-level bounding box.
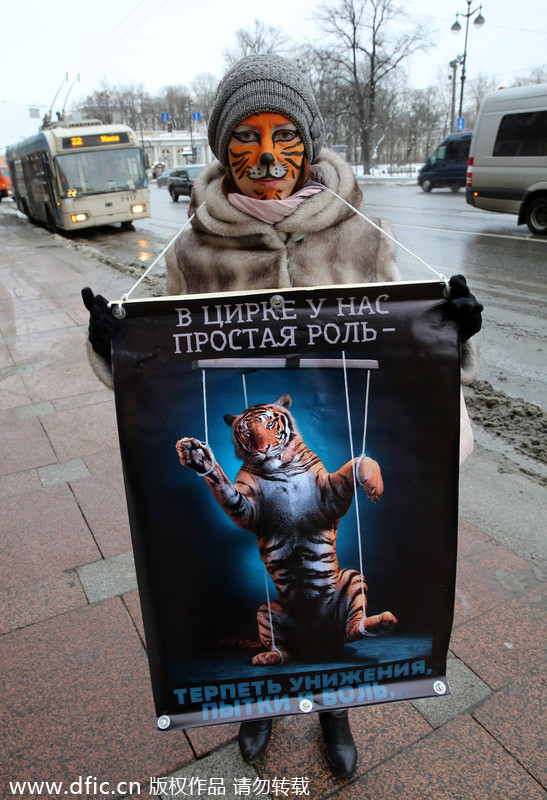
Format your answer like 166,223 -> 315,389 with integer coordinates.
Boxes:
198,368 -> 216,477
362,370 -> 371,455
324,187 -> 449,287
114,202 -> 206,314
239,373 -> 283,662
263,565 -> 284,664
202,369 -> 209,445
341,351 -> 369,634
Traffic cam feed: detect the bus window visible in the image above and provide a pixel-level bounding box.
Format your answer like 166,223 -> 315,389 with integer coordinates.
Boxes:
56,147 -> 147,197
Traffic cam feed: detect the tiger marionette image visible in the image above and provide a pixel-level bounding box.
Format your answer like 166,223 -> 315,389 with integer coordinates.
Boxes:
175,395 -> 397,665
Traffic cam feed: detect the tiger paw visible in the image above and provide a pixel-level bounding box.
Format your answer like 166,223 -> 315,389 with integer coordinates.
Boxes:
362,611 -> 397,634
252,650 -> 287,666
175,437 -> 214,474
357,456 -> 384,502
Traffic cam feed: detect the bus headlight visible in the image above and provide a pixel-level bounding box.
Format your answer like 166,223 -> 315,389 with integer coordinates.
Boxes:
71,213 -> 89,223
131,203 -> 146,215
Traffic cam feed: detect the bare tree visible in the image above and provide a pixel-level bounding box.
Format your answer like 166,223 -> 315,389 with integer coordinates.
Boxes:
223,19 -> 290,67
512,65 -> 547,86
112,83 -> 150,130
464,73 -> 498,125
191,73 -> 219,124
313,0 -> 430,173
79,78 -> 115,124
157,85 -> 192,130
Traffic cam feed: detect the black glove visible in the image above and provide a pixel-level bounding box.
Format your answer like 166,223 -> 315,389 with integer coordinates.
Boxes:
445,274 -> 483,342
81,287 -> 114,365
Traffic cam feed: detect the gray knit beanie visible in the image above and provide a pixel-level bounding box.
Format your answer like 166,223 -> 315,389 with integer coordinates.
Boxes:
208,54 -> 326,167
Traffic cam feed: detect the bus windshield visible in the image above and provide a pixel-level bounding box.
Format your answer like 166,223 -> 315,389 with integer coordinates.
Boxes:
56,147 -> 147,197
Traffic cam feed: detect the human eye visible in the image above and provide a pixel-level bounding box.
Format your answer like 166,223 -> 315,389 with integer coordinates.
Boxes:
274,128 -> 299,143
233,129 -> 260,143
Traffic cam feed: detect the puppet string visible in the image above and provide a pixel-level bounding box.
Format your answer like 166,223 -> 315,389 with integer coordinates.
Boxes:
324,187 -> 449,288
341,351 -> 368,630
114,202 -> 206,314
239,374 -> 282,663
202,369 -> 209,445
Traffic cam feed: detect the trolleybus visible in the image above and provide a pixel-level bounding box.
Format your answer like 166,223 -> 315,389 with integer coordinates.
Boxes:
0,151 -> 12,201
6,120 -> 150,231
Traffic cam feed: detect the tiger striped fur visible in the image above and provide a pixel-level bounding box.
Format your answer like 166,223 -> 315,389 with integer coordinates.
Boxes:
175,394 -> 397,665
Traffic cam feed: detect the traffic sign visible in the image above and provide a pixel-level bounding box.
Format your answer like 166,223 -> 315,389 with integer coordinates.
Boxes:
457,117 -> 465,131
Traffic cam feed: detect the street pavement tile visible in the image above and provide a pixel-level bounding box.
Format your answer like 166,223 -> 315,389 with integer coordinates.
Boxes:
0,416 -> 55,475
450,586 -> 547,690
39,400 -> 117,460
71,449 -> 132,557
53,387 -> 114,412
21,358 -> 102,403
0,482 -> 100,591
140,743 -> 260,800
77,551 -> 137,603
473,661 -> 547,786
38,457 -> 90,486
335,715 -> 546,800
18,255 -> 80,288
10,310 -> 76,335
0,373 -> 32,412
123,589 -> 146,642
453,541 -> 539,627
0,467 -> 42,498
255,701 -> 432,795
184,721 -> 240,759
7,327 -> 84,366
66,304 -> 90,326
457,520 -> 497,558
0,344 -> 14,367
16,400 -> 55,419
0,571 -> 86,634
0,599 -> 193,794
411,654 -> 491,728
1,296 -> 59,319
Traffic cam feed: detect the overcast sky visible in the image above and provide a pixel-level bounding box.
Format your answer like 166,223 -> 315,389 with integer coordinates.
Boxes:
1,0 -> 545,147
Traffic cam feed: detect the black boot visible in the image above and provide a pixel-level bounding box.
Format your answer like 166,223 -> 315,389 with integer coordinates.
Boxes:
319,709 -> 357,779
238,718 -> 273,763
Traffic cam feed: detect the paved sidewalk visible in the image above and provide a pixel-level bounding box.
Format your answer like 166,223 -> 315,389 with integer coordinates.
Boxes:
0,213 -> 545,800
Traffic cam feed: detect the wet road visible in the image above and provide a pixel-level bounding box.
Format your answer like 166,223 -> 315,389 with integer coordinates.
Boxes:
360,183 -> 546,410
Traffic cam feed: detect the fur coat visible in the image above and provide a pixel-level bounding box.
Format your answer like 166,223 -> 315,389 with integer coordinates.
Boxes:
165,148 -> 400,295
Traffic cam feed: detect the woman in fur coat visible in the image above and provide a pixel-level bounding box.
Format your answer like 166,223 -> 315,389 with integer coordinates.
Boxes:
83,53 -> 482,779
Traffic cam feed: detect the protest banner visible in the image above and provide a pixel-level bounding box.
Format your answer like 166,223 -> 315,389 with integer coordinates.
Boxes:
112,280 -> 460,730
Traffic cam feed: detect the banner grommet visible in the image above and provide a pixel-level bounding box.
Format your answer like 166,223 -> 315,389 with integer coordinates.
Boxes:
270,294 -> 285,309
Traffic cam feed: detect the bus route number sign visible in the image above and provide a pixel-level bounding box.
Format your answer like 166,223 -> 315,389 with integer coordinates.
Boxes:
62,132 -> 131,149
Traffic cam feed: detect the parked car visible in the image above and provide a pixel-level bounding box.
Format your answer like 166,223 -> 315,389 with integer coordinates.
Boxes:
156,168 -> 173,188
167,164 -> 205,201
466,83 -> 547,235
418,131 -> 472,193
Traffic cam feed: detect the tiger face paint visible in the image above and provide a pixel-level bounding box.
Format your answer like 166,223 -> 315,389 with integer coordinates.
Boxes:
228,112 -> 304,200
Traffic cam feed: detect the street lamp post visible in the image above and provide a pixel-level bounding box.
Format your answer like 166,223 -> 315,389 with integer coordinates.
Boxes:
449,58 -> 462,133
451,0 -> 485,120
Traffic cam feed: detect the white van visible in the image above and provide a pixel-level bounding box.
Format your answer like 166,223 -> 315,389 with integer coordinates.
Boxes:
466,83 -> 547,234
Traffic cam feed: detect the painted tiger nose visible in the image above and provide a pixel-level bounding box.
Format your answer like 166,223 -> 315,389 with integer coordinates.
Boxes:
259,153 -> 276,166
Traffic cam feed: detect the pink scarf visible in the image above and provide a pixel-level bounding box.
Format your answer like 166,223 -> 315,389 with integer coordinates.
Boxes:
227,182 -> 324,224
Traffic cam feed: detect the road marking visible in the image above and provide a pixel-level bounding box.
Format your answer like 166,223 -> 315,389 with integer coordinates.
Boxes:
391,221 -> 546,243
